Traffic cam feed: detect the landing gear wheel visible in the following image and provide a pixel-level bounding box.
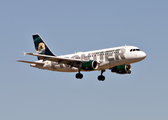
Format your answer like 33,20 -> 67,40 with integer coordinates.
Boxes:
98,75 -> 105,81
97,70 -> 105,81
76,73 -> 83,79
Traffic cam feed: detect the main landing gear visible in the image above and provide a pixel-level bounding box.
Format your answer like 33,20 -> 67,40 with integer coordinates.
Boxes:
98,70 -> 105,81
76,69 -> 83,79
76,73 -> 83,79
75,69 -> 106,81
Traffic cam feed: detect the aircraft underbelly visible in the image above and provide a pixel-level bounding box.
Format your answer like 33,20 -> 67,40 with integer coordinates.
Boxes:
32,64 -> 78,72
98,58 -> 140,70
31,58 -> 137,72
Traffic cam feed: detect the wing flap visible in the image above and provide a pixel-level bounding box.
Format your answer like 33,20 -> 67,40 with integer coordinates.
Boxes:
25,52 -> 83,66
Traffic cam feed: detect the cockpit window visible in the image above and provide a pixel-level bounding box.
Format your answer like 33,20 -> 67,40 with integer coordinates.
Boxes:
130,49 -> 141,52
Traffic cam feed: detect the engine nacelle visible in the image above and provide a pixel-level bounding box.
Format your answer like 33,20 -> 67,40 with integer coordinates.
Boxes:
111,64 -> 131,74
81,60 -> 98,70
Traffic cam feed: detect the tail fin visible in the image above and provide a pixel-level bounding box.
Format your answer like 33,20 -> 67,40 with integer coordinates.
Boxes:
32,34 -> 55,60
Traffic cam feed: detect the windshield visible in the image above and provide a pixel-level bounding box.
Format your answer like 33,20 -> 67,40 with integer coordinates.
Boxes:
130,49 -> 140,52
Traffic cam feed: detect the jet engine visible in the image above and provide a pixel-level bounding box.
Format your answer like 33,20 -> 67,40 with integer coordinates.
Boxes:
81,60 -> 98,70
111,64 -> 131,74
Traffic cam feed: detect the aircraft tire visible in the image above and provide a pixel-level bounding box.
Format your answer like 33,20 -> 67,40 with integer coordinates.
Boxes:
98,75 -> 105,81
76,73 -> 83,79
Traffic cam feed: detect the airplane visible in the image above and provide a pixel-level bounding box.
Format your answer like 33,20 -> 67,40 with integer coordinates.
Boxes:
17,34 -> 146,81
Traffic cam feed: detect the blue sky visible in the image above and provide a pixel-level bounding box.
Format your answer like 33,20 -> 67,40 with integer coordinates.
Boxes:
1,0 -> 168,120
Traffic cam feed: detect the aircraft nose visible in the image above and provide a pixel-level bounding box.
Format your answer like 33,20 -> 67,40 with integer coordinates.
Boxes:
140,51 -> 146,59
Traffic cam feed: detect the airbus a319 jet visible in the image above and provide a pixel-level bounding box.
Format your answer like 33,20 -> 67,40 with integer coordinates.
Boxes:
18,34 -> 146,81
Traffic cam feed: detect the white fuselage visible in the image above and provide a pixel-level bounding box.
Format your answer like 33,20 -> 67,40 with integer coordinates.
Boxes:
31,46 -> 146,72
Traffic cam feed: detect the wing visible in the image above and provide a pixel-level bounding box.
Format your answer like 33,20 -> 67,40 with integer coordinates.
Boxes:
24,52 -> 84,67
17,60 -> 44,65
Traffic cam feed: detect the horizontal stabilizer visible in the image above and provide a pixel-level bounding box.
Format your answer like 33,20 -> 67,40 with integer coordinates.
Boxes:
17,60 -> 44,65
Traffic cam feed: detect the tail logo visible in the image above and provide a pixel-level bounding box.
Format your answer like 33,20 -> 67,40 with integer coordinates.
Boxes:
37,42 -> 45,54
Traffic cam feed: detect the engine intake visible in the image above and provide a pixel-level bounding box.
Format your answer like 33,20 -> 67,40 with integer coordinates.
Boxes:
111,64 -> 131,74
81,60 -> 98,70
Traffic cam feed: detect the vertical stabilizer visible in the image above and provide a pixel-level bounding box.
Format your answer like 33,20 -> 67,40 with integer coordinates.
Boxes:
32,34 -> 55,59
